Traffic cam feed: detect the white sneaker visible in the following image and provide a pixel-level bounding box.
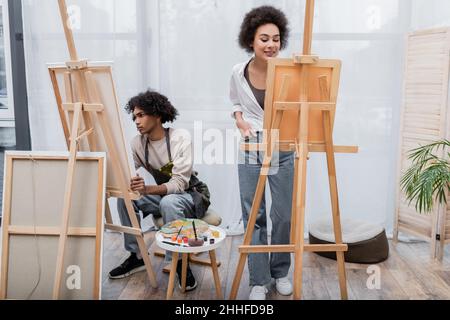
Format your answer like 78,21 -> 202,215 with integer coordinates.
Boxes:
275,277 -> 293,296
249,285 -> 268,300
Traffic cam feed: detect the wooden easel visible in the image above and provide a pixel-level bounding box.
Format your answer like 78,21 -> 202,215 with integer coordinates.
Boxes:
229,0 -> 358,300
50,0 -> 157,299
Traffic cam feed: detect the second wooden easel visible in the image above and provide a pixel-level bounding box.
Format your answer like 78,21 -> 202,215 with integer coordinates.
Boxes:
229,0 -> 358,300
50,0 -> 157,299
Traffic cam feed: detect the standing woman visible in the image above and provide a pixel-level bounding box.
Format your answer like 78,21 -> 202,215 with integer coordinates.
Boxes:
230,6 -> 294,300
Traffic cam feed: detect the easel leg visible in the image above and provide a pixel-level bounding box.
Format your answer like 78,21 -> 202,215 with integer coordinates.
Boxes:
229,253 -> 248,300
167,252 -> 179,300
292,145 -> 308,300
291,101 -> 311,300
290,139 -> 300,244
336,251 -> 348,299
323,111 -> 348,300
105,197 -> 113,224
52,103 -> 83,299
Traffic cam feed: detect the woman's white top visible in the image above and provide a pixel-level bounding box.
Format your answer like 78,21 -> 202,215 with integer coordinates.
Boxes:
229,57 -> 265,131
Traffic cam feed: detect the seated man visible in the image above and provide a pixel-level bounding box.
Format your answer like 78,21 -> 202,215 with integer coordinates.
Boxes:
109,90 -> 210,292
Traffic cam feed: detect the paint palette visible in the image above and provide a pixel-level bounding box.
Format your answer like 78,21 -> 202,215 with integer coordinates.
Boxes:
160,218 -> 210,239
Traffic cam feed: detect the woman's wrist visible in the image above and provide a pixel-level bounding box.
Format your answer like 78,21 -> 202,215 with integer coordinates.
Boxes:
236,119 -> 246,130
234,111 -> 243,122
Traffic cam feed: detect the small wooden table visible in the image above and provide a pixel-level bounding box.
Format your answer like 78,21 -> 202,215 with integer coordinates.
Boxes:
155,226 -> 226,299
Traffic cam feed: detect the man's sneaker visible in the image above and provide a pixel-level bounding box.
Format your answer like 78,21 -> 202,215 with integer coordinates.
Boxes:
109,253 -> 146,279
176,260 -> 197,291
275,277 -> 293,296
249,285 -> 268,300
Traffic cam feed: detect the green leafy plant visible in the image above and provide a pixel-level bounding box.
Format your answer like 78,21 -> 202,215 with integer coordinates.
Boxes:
400,140 -> 450,213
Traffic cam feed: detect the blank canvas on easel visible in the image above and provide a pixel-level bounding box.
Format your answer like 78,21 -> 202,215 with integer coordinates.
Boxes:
0,151 -> 106,299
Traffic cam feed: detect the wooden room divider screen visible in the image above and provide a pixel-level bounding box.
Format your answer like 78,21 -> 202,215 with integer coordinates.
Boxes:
394,27 -> 450,260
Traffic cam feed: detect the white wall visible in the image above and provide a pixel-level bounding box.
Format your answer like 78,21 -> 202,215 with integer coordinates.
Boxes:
410,0 -> 450,31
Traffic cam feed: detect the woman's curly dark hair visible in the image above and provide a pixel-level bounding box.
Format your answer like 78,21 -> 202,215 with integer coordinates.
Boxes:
238,6 -> 289,53
125,90 -> 178,124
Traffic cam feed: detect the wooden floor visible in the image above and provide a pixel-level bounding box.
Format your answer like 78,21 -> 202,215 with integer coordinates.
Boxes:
102,230 -> 450,300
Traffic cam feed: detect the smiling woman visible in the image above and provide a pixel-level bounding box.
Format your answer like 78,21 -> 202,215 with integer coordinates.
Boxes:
229,6 -> 295,301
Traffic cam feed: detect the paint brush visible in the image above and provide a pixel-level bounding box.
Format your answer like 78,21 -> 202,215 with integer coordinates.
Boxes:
162,240 -> 188,247
176,225 -> 184,238
188,220 -> 204,247
192,220 -> 198,240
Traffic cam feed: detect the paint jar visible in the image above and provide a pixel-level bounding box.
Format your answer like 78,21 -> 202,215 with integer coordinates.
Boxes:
188,238 -> 204,247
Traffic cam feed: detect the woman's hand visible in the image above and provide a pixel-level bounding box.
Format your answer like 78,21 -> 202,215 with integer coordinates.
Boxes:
235,112 -> 256,138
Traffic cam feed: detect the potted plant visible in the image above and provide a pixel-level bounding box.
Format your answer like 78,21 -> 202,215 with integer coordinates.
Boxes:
400,140 -> 450,213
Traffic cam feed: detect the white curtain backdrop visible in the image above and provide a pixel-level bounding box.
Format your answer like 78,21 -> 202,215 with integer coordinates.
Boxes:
21,0 -> 450,235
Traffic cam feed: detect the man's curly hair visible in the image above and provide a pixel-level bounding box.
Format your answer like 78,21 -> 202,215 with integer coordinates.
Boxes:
125,90 -> 178,124
238,6 -> 289,53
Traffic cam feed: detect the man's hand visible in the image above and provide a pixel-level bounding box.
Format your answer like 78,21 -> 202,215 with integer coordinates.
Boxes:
130,175 -> 146,194
130,174 -> 168,196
